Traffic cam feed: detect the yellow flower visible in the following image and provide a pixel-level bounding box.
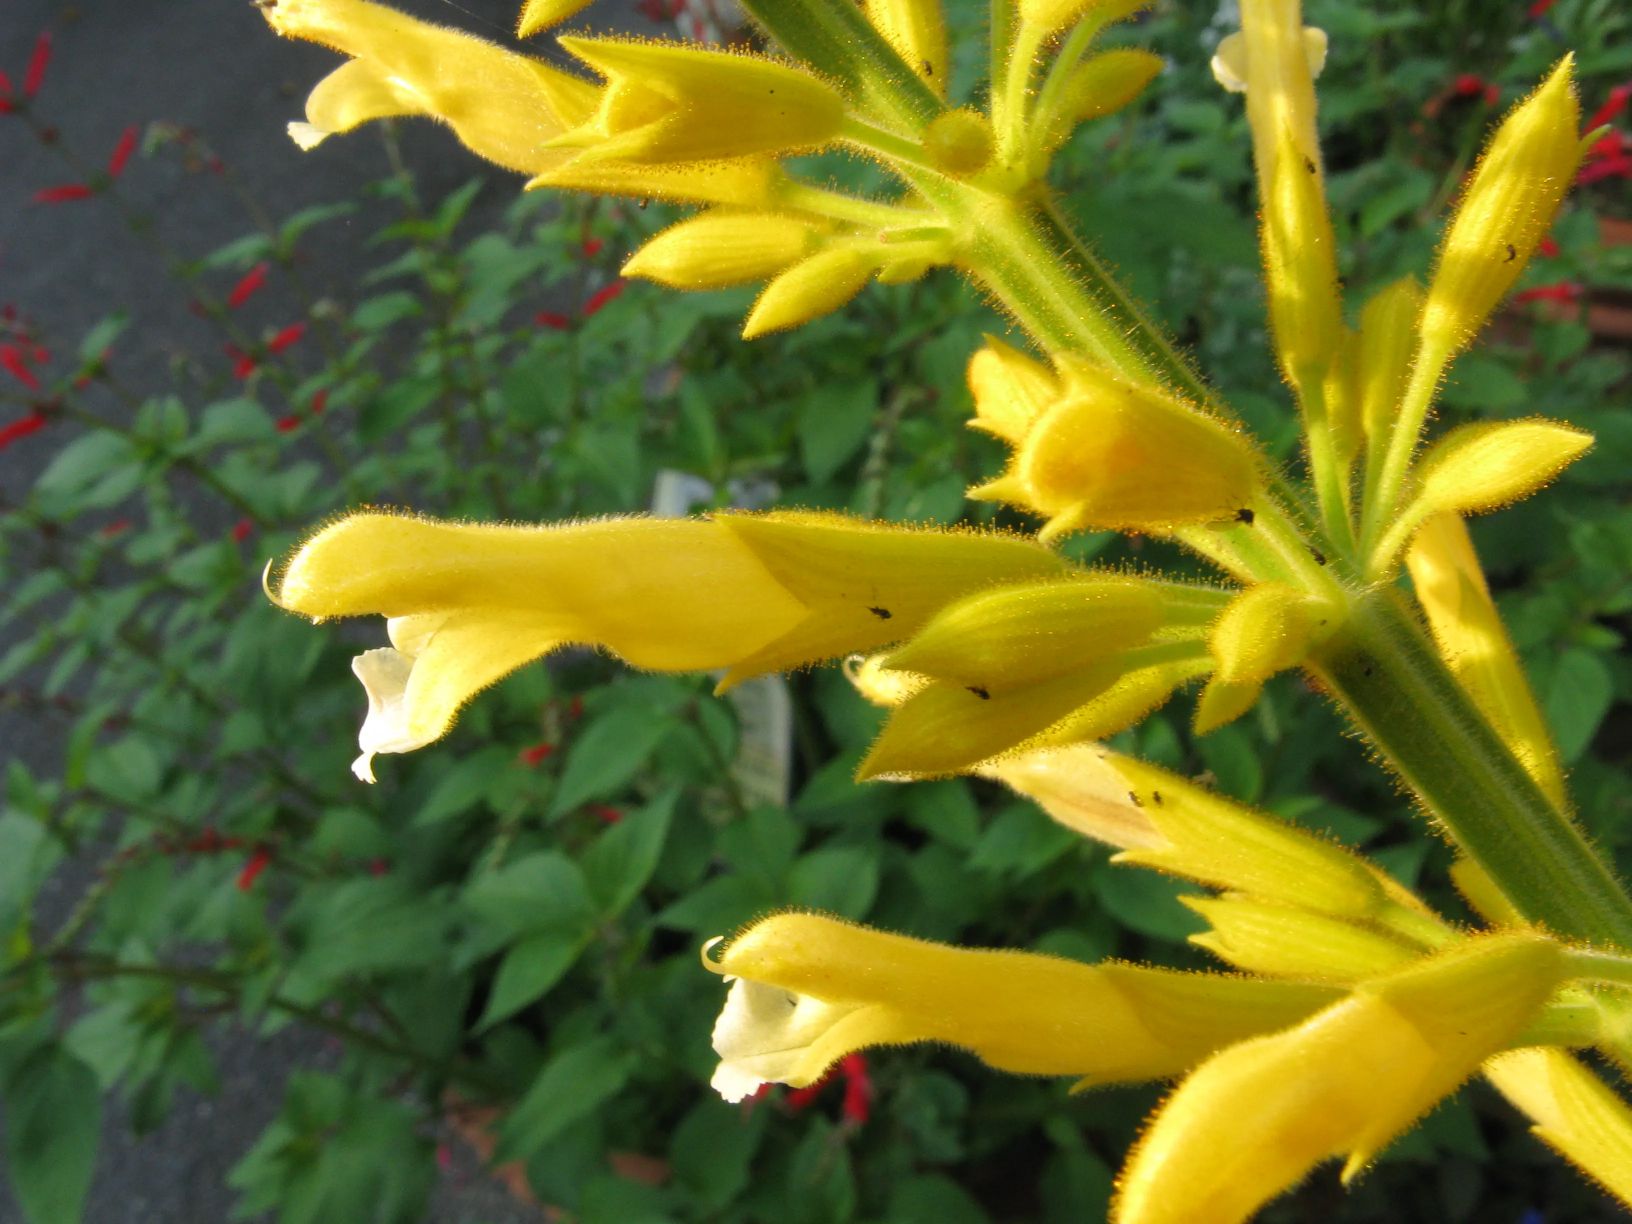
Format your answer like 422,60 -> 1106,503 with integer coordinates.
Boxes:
1116,932 -> 1563,1224
553,37 -> 849,164
705,912 -> 1339,1099
622,211 -> 831,290
259,0 -> 594,174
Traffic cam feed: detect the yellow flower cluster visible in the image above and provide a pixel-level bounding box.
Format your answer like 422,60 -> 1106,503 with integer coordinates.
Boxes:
254,0 -> 1632,1217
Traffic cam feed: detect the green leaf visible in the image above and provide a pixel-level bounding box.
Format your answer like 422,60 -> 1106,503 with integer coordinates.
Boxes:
495,1037 -> 633,1161
1195,721 -> 1265,804
4,1044 -> 101,1224
77,313 -> 129,363
413,746 -> 513,825
350,291 -> 422,332
582,790 -> 677,918
1545,647 -> 1613,762
786,845 -> 878,918
670,1097 -> 765,1211
463,851 -> 596,936
887,1175 -> 990,1224
34,433 -> 137,500
0,813 -> 61,934
550,705 -> 676,816
798,378 -> 877,485
1094,867 -> 1206,942
655,873 -> 773,934
967,805 -> 1080,878
475,929 -> 586,1031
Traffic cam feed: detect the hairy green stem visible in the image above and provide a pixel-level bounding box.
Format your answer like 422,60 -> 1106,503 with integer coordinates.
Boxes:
1312,591 -> 1632,949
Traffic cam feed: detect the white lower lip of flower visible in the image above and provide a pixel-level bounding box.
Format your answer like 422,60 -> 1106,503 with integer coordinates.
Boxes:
350,646 -> 430,782
708,977 -> 864,1102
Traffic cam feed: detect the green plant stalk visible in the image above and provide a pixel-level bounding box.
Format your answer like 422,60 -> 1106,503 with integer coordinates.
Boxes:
1312,590 -> 1632,949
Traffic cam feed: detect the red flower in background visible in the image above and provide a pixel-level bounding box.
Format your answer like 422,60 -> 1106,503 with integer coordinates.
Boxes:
236,846 -> 272,891
107,125 -> 138,178
231,518 -> 254,543
518,742 -> 556,766
1514,282 -> 1584,305
0,412 -> 46,450
227,262 -> 269,309
534,310 -> 571,330
33,183 -> 93,204
22,31 -> 51,100
224,343 -> 257,379
0,344 -> 39,389
582,281 -> 625,318
267,321 -> 307,353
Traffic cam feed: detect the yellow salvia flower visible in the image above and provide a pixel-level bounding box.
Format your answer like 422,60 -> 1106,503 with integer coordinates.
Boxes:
977,743 -> 1166,850
1486,1048 -> 1632,1212
271,514 -> 807,779
260,0 -> 594,174
516,0 -> 592,38
1029,658 -> 1209,748
704,911 -> 1339,1099
863,0 -> 949,97
528,157 -> 787,209
713,511 -> 1068,686
1184,895 -> 1426,981
554,37 -> 848,165
1261,121 -> 1342,385
1406,513 -> 1567,807
1020,0 -> 1148,43
1354,276 -> 1424,445
971,363 -> 1261,539
742,247 -> 883,337
1194,581 -> 1328,733
1116,932 -> 1565,1224
1420,57 -> 1581,364
622,211 -> 829,290
965,335 -> 1060,442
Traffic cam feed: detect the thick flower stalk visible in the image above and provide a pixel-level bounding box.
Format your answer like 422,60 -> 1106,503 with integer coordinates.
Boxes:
256,0 -> 1632,1216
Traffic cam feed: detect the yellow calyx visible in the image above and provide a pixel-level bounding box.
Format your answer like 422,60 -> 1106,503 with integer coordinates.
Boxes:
1194,582 -> 1327,733
622,211 -> 828,290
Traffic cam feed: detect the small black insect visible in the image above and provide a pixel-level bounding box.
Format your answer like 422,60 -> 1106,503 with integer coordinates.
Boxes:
1312,547 -> 1327,566
1303,156 -> 1317,175
1128,791 -> 1144,807
867,606 -> 893,620
637,198 -> 650,211
1235,507 -> 1255,526
967,685 -> 991,700
923,60 -> 934,75
1151,791 -> 1164,806
1504,243 -> 1517,262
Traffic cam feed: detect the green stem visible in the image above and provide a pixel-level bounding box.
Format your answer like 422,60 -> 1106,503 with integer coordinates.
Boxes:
1312,590 -> 1632,949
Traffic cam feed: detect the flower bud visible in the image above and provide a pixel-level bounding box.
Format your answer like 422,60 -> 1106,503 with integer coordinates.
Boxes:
923,108 -> 995,177
978,743 -> 1165,851
971,365 -> 1260,538
863,0 -> 948,97
1194,582 -> 1325,733
1020,0 -> 1148,42
556,37 -> 848,165
742,247 -> 881,338
517,0 -> 593,37
1420,57 -> 1580,362
1262,122 -> 1342,383
1059,49 -> 1164,124
1412,419 -> 1592,519
1487,1048 -> 1632,1210
528,157 -> 786,209
1354,277 -> 1423,444
1185,895 -> 1424,981
966,335 -> 1060,442
622,211 -> 827,290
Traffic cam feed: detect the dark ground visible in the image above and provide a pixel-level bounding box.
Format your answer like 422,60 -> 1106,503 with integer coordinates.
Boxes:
0,0 -> 639,1219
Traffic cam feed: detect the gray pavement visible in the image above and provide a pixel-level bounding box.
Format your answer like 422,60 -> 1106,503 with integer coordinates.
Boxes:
0,0 -> 627,1219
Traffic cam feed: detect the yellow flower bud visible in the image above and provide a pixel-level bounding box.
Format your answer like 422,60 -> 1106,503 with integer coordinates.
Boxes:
1185,895 -> 1424,981
923,108 -> 995,177
1020,0 -> 1148,43
1407,514 -> 1566,807
517,0 -> 593,38
1059,48 -> 1164,124
1108,753 -> 1389,918
971,364 -> 1260,538
714,511 -> 1067,686
1487,1048 -> 1632,1212
1031,658 -> 1205,747
1117,933 -> 1565,1224
1413,419 -> 1593,519
742,247 -> 881,338
880,577 -> 1168,691
622,210 -> 827,290
1194,582 -> 1325,733
966,335 -> 1060,442
705,912 -> 1339,1099
1262,121 -> 1342,383
977,743 -> 1165,850
1420,57 -> 1581,362
261,0 -> 595,173
528,157 -> 786,209
863,0 -> 949,97
843,652 -> 928,707
1354,276 -> 1423,444
555,37 -> 848,165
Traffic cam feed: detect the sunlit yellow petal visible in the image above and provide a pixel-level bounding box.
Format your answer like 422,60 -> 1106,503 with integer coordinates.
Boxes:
1486,1048 -> 1632,1212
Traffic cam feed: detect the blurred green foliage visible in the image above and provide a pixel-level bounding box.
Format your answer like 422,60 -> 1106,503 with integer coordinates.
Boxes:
1,0 -> 1630,1220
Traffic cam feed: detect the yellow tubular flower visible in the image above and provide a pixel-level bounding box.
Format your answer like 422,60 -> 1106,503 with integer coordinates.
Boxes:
863,0 -> 949,97
1194,582 -> 1328,734
554,38 -> 848,165
528,157 -> 787,209
622,211 -> 830,290
1185,895 -> 1426,981
970,363 -> 1260,539
1406,513 -> 1567,807
1486,1048 -> 1632,1212
1020,0 -> 1148,44
271,514 -> 806,779
1116,932 -> 1565,1224
977,743 -> 1166,850
712,511 -> 1068,686
1261,121 -> 1342,386
705,912 -> 1340,1099
260,0 -> 594,174
965,336 -> 1060,442
1420,58 -> 1581,364
1354,276 -> 1424,445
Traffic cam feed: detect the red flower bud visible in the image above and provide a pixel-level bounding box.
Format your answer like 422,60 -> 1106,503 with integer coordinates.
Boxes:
231,518 -> 254,543
0,344 -> 39,389
33,183 -> 93,204
22,31 -> 51,100
107,125 -> 138,178
518,742 -> 556,766
534,310 -> 571,330
227,262 -> 269,309
0,412 -> 46,450
582,281 -> 625,318
267,321 -> 307,353
236,846 -> 272,891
